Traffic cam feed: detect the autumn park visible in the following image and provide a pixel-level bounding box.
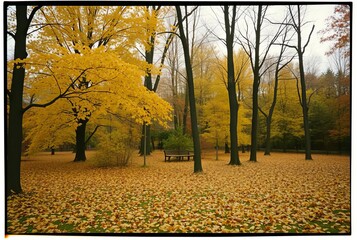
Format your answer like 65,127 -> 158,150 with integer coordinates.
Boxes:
5,4 -> 350,236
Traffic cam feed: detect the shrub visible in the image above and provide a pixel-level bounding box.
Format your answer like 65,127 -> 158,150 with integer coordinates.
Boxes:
91,126 -> 139,167
163,128 -> 193,151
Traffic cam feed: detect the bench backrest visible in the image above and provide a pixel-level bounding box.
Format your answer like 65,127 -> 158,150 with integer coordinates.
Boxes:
164,150 -> 191,155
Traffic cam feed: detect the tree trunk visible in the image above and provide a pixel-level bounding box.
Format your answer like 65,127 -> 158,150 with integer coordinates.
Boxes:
263,32 -> 287,156
140,35 -> 155,155
171,38 -> 180,131
299,63 -> 312,160
74,119 -> 88,161
6,6 -> 29,195
215,138 -> 219,160
227,81 -> 240,165
225,142 -> 230,153
140,124 -> 151,155
7,86 -> 24,195
264,117 -> 272,155
250,79 -> 259,161
151,136 -> 155,151
172,70 -> 179,130
182,85 -> 189,135
224,6 -> 240,166
176,6 -> 202,173
7,105 -> 23,195
249,5 -> 262,162
296,6 -> 312,160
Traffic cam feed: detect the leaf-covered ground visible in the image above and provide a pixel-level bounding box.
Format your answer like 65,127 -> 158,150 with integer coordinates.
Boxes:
7,150 -> 350,234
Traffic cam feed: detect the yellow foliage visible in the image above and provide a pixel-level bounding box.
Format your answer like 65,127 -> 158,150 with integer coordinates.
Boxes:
19,6 -> 172,154
201,49 -> 252,147
271,67 -> 304,139
201,79 -> 230,146
23,99 -> 77,155
93,119 -> 141,167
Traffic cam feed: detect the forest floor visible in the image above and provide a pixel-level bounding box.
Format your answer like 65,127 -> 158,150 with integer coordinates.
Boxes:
6,150 -> 350,235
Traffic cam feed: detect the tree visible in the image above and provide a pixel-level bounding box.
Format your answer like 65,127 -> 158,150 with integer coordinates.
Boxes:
223,5 -> 241,165
10,6 -> 172,166
6,5 -> 42,195
306,68 -> 350,154
201,78 -> 230,160
24,6 -> 171,161
238,5 -> 282,161
272,71 -> 304,152
191,41 -> 217,126
209,6 -> 247,164
319,4 -> 350,65
201,66 -> 251,160
21,47 -> 173,156
258,25 -> 295,155
34,6 -> 145,161
320,10 -> 351,154
139,6 -> 176,155
309,92 -> 334,153
165,34 -> 185,131
175,6 -> 203,173
329,71 -> 350,153
182,7 -> 210,136
286,5 -> 315,160
159,7 -> 206,136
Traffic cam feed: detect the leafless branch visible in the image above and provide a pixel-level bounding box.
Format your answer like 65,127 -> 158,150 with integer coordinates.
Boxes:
307,87 -> 319,107
258,105 -> 268,118
7,31 -> 15,39
302,24 -> 315,54
293,69 -> 303,107
27,6 -> 42,29
26,24 -> 46,36
85,125 -> 101,145
153,30 -> 176,92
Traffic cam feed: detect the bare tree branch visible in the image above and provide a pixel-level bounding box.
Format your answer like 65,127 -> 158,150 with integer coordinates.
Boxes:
307,88 -> 319,107
153,31 -> 176,92
287,65 -> 303,107
258,105 -> 268,118
85,125 -> 101,145
273,42 -> 298,51
7,31 -> 15,39
27,5 -> 42,29
302,24 -> 315,54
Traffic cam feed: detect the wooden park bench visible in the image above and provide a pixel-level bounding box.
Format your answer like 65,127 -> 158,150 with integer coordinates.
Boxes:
164,150 -> 194,162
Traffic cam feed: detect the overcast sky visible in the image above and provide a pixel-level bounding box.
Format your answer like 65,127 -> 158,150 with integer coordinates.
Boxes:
302,5 -> 336,73
198,4 -> 337,74
5,4 -> 338,74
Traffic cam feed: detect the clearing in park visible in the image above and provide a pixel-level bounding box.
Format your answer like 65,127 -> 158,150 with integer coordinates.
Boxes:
6,150 -> 350,234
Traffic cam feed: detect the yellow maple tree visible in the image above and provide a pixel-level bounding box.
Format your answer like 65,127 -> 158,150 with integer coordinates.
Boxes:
201,49 -> 252,158
20,6 -> 172,155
